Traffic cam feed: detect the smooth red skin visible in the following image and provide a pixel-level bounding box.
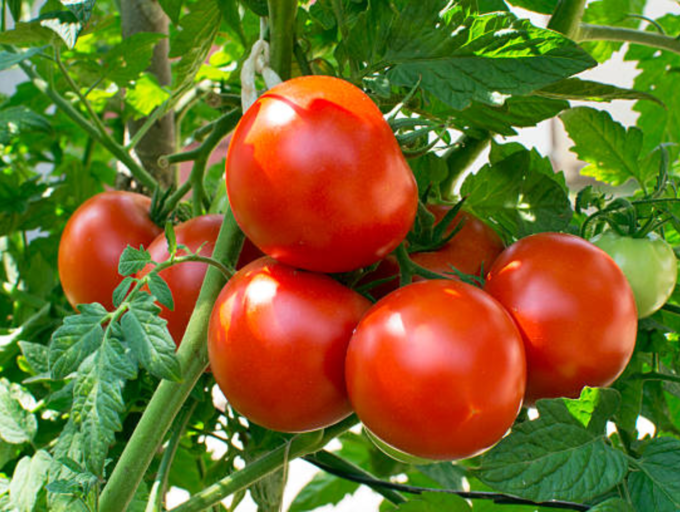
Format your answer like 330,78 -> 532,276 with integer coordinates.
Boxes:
412,207 -> 505,278
208,257 -> 371,433
139,215 -> 263,346
484,233 -> 638,404
226,75 -> 418,273
58,191 -> 162,310
346,279 -> 526,460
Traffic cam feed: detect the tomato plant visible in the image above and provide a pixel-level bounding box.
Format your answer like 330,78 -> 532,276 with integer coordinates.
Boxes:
345,279 -> 526,460
226,75 -> 418,273
208,257 -> 370,432
58,191 -> 162,310
484,233 -> 638,403
592,232 -> 678,318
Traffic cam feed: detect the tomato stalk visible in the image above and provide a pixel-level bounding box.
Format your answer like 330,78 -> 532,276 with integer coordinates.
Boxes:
168,416 -> 358,512
267,0 -> 297,80
578,24 -> 680,56
547,0 -> 587,39
98,210 -> 245,512
439,134 -> 490,200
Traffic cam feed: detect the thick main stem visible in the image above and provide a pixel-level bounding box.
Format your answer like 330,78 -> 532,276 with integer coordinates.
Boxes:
547,0 -> 587,39
98,211 -> 245,512
578,24 -> 680,56
267,0 -> 297,80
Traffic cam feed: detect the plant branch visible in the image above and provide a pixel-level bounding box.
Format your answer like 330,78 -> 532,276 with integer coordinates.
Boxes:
548,0 -> 587,39
267,0 -> 297,80
439,134 -> 490,200
98,210 -> 246,512
169,416 -> 358,512
578,24 -> 680,56
630,371 -> 680,385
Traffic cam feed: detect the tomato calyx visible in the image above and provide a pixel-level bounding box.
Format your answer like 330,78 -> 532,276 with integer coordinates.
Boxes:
406,198 -> 466,253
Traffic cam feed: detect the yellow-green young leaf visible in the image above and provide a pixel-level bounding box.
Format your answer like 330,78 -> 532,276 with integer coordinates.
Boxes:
126,74 -> 170,120
560,106 -> 652,188
628,437 -> 680,512
562,387 -> 621,435
474,398 -> 628,502
9,451 -> 51,512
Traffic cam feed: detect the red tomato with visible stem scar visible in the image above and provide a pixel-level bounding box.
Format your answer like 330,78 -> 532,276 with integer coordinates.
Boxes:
484,232 -> 638,403
208,257 -> 371,432
58,191 -> 162,310
226,75 -> 418,273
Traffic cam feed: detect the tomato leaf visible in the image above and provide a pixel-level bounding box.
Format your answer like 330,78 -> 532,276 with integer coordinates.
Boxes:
112,277 -> 135,309
103,33 -> 168,87
560,106 -> 653,188
8,450 -> 51,512
147,272 -> 175,311
18,341 -> 49,375
0,106 -> 51,145
589,498 -> 634,512
118,246 -> 152,277
537,78 -> 663,106
628,437 -> 680,512
158,0 -> 184,25
474,396 -> 628,502
49,304 -> 107,380
0,47 -> 44,72
392,492 -> 470,511
289,472 -> 359,512
0,380 -> 37,445
505,0 -> 558,14
121,293 -> 181,381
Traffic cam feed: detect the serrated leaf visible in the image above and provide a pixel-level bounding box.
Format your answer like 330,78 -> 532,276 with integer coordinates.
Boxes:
104,33 -> 167,87
121,293 -> 181,381
475,398 -> 628,502
71,327 -> 137,475
39,11 -> 82,48
0,380 -> 37,444
49,304 -> 107,379
118,246 -> 152,277
126,73 -> 170,120
628,437 -> 680,512
170,0 -> 221,92
289,472 -> 359,512
112,276 -> 135,308
589,498 -> 634,512
148,272 -> 174,310
0,106 -> 51,145
18,341 -> 49,374
9,451 -> 51,512
461,148 -> 572,238
0,47 -> 44,71
537,78 -> 663,106
394,492 -> 470,511
560,106 -> 652,188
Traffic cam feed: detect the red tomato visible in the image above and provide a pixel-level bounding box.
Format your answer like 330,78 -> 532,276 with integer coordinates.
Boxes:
208,257 -> 371,432
58,191 -> 161,310
484,233 -> 638,403
345,279 -> 526,460
226,75 -> 418,273
412,206 -> 505,278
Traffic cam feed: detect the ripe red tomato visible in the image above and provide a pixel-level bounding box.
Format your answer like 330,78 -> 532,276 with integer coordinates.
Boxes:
345,279 -> 526,460
226,75 -> 418,273
58,191 -> 161,310
208,257 -> 371,432
484,233 -> 638,403
139,215 -> 263,346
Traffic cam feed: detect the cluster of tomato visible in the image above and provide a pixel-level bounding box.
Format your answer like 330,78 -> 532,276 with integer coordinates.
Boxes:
57,76 -> 675,462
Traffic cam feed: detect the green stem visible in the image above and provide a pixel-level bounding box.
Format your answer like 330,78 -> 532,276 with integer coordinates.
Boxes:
662,303 -> 680,315
578,24 -> 680,56
630,371 -> 680,384
439,134 -> 490,200
169,416 -> 358,512
548,0 -> 587,39
98,210 -> 245,512
267,0 -> 297,80
19,64 -> 158,191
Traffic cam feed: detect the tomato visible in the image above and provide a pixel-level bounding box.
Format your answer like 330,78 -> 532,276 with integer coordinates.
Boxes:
484,233 -> 638,403
226,75 -> 418,273
58,191 -> 162,310
345,279 -> 526,460
592,232 -> 677,318
411,206 -> 505,278
208,257 -> 371,432
139,215 -> 263,346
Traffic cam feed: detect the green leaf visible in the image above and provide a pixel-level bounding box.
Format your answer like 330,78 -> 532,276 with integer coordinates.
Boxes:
628,437 -> 680,512
164,222 -> 177,255
537,78 -> 663,105
505,0 -> 557,14
118,246 -> 152,277
9,451 -> 51,512
583,0 -> 644,63
562,387 -> 621,436
147,272 -> 174,311
104,33 -> 167,87
112,276 -> 135,308
460,147 -> 572,239
0,21 -> 56,46
475,398 -> 628,502
126,73 -> 171,120
71,326 -> 137,475
560,107 -> 651,188
49,303 -> 107,379
158,0 -> 183,24
0,380 -> 37,444
589,498 -> 634,512
0,106 -> 51,145
121,293 -> 181,381
170,0 -> 222,92
0,47 -> 44,72
393,492 -> 470,511
289,472 -> 359,512
7,0 -> 21,21
18,341 -> 49,374
38,11 -> 82,48
217,0 -> 247,46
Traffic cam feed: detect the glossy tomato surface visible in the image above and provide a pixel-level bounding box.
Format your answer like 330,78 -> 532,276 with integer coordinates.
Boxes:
208,257 -> 371,432
484,233 -> 638,403
593,232 -> 677,318
58,191 -> 161,310
226,75 -> 418,273
346,279 -> 526,460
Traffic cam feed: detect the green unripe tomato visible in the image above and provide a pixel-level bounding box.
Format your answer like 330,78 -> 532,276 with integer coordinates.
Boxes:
592,232 -> 677,318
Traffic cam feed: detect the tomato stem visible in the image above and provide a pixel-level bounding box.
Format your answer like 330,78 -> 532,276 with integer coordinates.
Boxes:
267,0 -> 297,80
578,24 -> 680,56
98,210 -> 245,512
168,416 -> 358,512
548,0 -> 587,39
439,134 -> 490,200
